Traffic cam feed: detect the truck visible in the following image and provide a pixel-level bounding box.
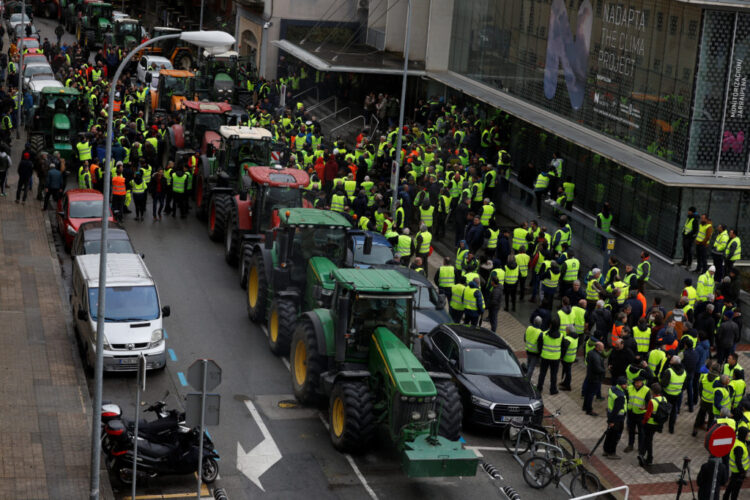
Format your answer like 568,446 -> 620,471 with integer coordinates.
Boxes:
75,0 -> 113,48
28,87 -> 81,161
288,267 -> 476,476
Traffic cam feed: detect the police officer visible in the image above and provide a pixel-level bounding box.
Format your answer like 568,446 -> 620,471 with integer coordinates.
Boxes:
603,376 -> 628,460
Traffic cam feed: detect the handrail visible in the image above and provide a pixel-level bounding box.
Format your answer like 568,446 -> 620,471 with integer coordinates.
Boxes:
330,115 -> 366,137
571,485 -> 629,499
307,96 -> 337,115
368,115 -> 380,140
320,106 -> 351,123
291,85 -> 319,103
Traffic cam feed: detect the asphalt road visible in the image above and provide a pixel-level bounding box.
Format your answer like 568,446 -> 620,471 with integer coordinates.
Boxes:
33,13 -> 569,500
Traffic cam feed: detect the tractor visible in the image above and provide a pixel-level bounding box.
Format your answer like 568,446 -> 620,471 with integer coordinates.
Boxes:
28,87 -> 81,160
34,0 -> 60,18
145,69 -> 194,121
139,26 -> 194,70
75,0 -> 112,48
107,17 -> 141,49
193,50 -> 255,107
288,268 -> 476,476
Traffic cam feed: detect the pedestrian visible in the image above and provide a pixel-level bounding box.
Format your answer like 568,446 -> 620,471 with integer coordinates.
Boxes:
681,206 -> 699,268
624,375 -> 649,454
583,341 -> 606,416
413,223 -> 432,275
15,151 -> 33,204
524,316 -> 543,380
697,455 -> 728,500
603,376 -> 628,459
559,326 -> 579,391
448,275 -> 465,323
536,315 -> 562,395
682,335 -> 699,413
660,355 -> 686,434
695,213 -> 714,274
55,23 -> 64,47
170,166 -> 189,218
129,171 -> 148,221
0,148 -> 9,196
111,165 -> 127,222
462,277 -> 484,327
434,256 -> 454,298
504,254 -> 519,311
486,275 -> 502,332
639,382 -> 666,466
150,167 -> 167,220
711,375 -> 732,430
712,224 -> 729,281
716,311 -> 739,365
42,163 -> 63,210
722,426 -> 749,500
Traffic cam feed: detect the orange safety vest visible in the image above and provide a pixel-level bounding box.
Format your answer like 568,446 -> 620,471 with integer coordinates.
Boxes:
89,163 -> 100,180
611,323 -> 624,347
112,176 -> 127,196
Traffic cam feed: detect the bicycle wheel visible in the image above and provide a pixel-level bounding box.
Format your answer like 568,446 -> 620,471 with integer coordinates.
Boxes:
522,455 -> 554,489
570,469 -> 601,496
555,434 -> 576,459
506,427 -> 534,456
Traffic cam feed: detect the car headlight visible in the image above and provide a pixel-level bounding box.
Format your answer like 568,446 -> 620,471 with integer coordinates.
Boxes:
67,225 -> 77,236
531,400 -> 543,411
471,395 -> 493,408
149,328 -> 163,347
410,411 -> 421,421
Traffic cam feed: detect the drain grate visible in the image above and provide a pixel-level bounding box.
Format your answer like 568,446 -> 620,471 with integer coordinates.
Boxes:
643,462 -> 681,474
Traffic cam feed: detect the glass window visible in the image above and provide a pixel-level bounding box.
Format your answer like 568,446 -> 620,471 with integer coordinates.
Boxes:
83,239 -> 134,255
70,200 -> 104,218
462,346 -> 523,376
88,286 -> 159,322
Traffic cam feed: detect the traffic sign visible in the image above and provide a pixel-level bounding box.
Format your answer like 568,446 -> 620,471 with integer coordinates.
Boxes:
186,393 -> 221,427
705,424 -> 736,457
187,359 -> 222,392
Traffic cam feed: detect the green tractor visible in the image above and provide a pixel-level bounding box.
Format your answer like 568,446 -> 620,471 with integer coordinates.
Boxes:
28,87 -> 81,160
289,268 -> 477,476
193,50 -> 255,107
107,17 -> 141,49
76,0 -> 113,47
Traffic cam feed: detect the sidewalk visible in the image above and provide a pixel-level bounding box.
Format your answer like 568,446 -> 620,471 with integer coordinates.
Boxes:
0,144 -> 112,498
425,245 -> 750,499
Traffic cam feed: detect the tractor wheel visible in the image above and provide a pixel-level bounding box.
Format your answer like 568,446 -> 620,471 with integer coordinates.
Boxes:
267,298 -> 297,356
224,204 -> 240,266
195,175 -> 207,221
237,92 -> 253,108
30,134 -> 44,155
246,253 -> 268,323
290,318 -> 323,405
328,380 -> 376,453
434,379 -> 463,441
207,193 -> 229,242
76,24 -> 81,42
239,242 -> 253,289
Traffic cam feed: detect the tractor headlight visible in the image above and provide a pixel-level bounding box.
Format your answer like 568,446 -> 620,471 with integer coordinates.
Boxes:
149,328 -> 163,347
427,410 -> 437,420
410,411 -> 421,421
471,395 -> 493,408
400,395 -> 408,402
408,397 -> 416,403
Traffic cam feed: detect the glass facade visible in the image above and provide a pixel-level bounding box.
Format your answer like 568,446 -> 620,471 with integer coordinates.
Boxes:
449,0 -> 701,167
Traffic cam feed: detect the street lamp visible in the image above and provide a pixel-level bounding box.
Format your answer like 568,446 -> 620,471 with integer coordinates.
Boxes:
389,0 -> 412,214
88,30 -> 235,500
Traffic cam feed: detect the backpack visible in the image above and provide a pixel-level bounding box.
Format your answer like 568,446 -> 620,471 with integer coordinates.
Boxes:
652,396 -> 672,426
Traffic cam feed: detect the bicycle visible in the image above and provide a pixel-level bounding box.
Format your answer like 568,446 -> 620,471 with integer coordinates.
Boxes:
503,409 -> 576,460
522,448 -> 601,496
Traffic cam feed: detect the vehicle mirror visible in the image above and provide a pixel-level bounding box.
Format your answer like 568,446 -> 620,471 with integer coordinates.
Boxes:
363,234 -> 373,255
448,358 -> 457,368
145,72 -> 152,84
77,309 -> 87,320
140,253 -> 145,259
264,230 -> 273,249
436,293 -> 447,310
521,362 -> 528,374
161,305 -> 171,317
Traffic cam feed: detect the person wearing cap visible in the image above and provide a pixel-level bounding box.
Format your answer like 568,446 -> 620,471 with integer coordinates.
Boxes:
603,376 -> 628,459
624,375 -> 649,453
716,310 -> 739,365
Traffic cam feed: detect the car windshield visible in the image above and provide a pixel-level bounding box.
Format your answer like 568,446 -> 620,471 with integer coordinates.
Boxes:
352,243 -> 393,265
231,138 -> 270,167
292,226 -> 348,266
25,65 -> 51,77
414,282 -> 439,309
463,346 -> 523,376
83,239 -> 134,254
11,14 -> 29,23
88,286 -> 159,322
194,113 -> 224,131
70,200 -> 103,218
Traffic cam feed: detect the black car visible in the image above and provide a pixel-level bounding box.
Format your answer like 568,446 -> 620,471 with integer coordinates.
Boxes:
71,221 -> 136,257
422,324 -> 543,429
389,267 -> 450,335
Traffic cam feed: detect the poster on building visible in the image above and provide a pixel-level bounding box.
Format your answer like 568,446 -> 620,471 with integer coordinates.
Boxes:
721,14 -> 750,171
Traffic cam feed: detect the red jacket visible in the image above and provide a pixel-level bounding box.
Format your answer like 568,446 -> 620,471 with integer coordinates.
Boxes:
324,156 -> 338,182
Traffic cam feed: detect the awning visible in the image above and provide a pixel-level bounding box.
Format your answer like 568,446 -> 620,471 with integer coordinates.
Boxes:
272,39 -> 426,76
428,70 -> 750,189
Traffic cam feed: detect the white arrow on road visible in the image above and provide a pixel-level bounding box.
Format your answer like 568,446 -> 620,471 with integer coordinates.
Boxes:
237,399 -> 282,491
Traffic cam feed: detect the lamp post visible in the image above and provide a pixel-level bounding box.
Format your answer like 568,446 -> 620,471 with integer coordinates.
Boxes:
88,31 -> 235,500
16,0 -> 25,139
389,0 -> 412,214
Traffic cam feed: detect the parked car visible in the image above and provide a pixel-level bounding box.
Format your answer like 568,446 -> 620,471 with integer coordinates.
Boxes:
57,189 -> 114,252
22,61 -> 53,87
388,266 -> 450,334
421,323 -> 544,429
345,231 -> 395,268
71,221 -> 136,257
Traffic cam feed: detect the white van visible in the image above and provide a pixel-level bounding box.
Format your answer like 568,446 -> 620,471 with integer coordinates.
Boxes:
72,254 -> 169,372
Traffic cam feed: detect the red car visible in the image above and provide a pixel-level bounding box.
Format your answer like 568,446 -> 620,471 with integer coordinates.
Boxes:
57,189 -> 114,251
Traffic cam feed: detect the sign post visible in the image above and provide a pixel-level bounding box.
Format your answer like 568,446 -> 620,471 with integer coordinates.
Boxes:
187,359 -> 222,500
704,423 -> 736,500
131,354 -> 147,499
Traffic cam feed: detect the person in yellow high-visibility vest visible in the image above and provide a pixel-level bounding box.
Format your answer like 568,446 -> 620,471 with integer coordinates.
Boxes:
434,256 -> 455,299
413,224 -> 432,276
725,426 -> 750,499
536,315 -> 562,395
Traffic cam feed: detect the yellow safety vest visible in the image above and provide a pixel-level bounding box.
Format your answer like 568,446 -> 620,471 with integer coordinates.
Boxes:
504,266 -> 519,285
713,230 -> 729,252
525,326 -> 541,353
130,180 -> 147,194
487,229 -> 499,250
420,206 -> 435,228
540,332 -> 562,360
627,385 -> 649,414
516,253 -> 530,277
563,335 -> 578,363
480,204 -> 495,226
563,258 -> 580,281
449,284 -> 465,311
77,141 -> 92,161
663,368 -> 687,396
417,231 -> 432,254
396,235 -> 411,257
647,396 -> 666,425
437,266 -> 455,288
729,441 -> 749,474
462,286 -> 479,311
331,194 -> 345,212
633,326 -> 650,353
512,227 -> 527,251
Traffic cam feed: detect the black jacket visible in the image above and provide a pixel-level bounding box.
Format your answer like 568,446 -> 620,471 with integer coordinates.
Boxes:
697,458 -> 727,500
586,349 -> 606,383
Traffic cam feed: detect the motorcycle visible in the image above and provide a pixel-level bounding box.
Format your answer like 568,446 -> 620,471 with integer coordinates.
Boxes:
104,417 -> 219,486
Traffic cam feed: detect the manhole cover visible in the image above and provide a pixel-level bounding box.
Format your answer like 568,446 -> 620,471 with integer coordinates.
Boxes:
278,399 -> 299,409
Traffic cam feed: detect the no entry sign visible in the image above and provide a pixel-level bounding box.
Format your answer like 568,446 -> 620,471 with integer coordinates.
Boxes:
704,424 -> 736,458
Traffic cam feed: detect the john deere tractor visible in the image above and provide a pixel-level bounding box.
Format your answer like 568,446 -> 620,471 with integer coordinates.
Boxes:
76,0 -> 112,47
28,87 -> 81,160
289,268 -> 477,476
108,17 -> 141,49
193,50 -> 255,107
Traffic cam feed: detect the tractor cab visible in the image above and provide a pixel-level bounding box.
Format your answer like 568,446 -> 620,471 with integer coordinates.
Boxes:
195,49 -> 256,106
81,1 -> 113,38
214,126 -> 272,180
29,87 -> 81,160
179,101 -> 234,153
143,27 -> 194,70
244,167 -> 309,233
148,69 -> 194,115
112,18 -> 140,48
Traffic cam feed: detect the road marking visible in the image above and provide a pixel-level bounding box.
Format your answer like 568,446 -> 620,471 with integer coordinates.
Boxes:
318,413 -> 378,500
163,330 -> 168,339
177,371 -> 188,386
281,357 -> 290,371
261,325 -> 269,338
237,399 -> 282,492
168,349 -> 177,362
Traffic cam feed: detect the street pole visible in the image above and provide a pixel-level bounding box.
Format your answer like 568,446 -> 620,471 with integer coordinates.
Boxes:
16,0 -> 25,139
199,0 -> 204,31
89,32 -> 181,500
196,359 -> 208,499
389,0 -> 411,215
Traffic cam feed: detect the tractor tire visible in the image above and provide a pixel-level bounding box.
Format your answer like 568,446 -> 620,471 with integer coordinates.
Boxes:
224,204 -> 240,266
290,318 -> 323,405
76,24 -> 81,43
434,379 -> 463,441
194,175 -> 207,221
328,380 -> 376,453
237,92 -> 253,108
85,30 -> 95,47
246,253 -> 268,323
207,193 -> 229,242
239,242 -> 253,289
267,298 -> 297,356
30,134 -> 44,155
